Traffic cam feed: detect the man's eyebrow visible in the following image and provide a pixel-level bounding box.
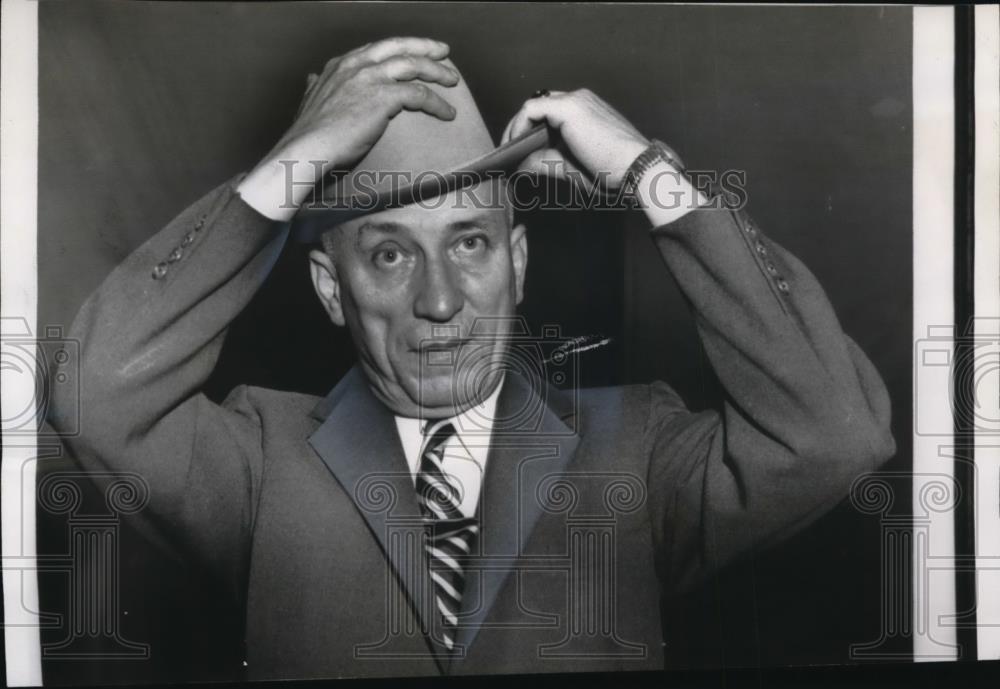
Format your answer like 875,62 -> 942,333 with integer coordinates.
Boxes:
447,215 -> 503,231
357,221 -> 405,235
353,221 -> 407,251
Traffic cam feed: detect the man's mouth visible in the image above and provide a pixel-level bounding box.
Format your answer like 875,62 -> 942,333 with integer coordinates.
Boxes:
414,337 -> 468,352
412,337 -> 472,366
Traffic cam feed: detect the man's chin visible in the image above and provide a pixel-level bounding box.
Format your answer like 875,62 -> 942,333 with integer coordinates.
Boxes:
377,393 -> 467,421
393,372 -> 498,419
406,376 -> 467,416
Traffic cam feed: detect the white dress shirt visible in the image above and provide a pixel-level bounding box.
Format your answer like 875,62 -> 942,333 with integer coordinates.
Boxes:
394,378 -> 503,519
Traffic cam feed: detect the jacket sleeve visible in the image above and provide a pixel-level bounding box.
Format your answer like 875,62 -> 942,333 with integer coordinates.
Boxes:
47,175 -> 290,593
643,201 -> 896,595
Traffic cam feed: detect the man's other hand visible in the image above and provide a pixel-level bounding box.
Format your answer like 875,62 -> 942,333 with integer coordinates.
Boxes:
501,89 -> 651,190
239,37 -> 459,221
503,89 -> 707,225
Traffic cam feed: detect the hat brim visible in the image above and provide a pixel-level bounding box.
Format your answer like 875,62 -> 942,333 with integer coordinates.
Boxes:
292,124 -> 551,244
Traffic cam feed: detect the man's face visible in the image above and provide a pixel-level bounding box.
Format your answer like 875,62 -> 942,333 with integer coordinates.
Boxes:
309,181 -> 527,419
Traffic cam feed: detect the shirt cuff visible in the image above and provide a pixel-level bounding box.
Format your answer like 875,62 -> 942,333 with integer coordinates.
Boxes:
635,160 -> 711,227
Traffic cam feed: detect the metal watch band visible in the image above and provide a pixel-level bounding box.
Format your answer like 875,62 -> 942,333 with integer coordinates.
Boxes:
625,139 -> 687,188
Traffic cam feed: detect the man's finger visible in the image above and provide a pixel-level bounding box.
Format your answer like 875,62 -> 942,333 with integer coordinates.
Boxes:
519,148 -> 588,184
505,107 -> 547,143
295,73 -> 322,117
501,115 -> 517,145
378,55 -> 459,86
389,82 -> 457,121
328,41 -> 373,67
362,37 -> 450,64
519,148 -> 566,178
502,109 -> 532,144
302,73 -> 321,100
504,91 -> 570,142
503,107 -> 542,144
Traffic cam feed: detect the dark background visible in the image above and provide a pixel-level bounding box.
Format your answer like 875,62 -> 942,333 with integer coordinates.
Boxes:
35,1 -> 913,684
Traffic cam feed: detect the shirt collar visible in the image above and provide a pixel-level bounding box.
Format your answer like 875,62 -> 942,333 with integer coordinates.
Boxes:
394,375 -> 505,477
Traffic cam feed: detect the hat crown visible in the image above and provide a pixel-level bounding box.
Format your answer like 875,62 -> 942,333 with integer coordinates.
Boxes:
335,58 -> 495,198
296,59 -> 551,243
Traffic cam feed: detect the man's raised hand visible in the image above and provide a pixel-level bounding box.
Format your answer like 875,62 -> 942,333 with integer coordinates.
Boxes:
502,89 -> 707,225
501,89 -> 651,191
239,37 -> 459,221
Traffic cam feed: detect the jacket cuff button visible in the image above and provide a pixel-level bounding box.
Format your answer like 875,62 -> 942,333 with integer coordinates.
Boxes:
181,232 -> 195,247
152,263 -> 168,280
777,279 -> 790,293
168,247 -> 183,263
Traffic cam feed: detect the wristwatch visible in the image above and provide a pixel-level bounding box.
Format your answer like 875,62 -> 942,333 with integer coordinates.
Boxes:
625,139 -> 687,187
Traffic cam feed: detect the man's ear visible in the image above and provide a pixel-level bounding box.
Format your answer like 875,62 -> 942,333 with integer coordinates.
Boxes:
510,222 -> 528,305
309,249 -> 346,327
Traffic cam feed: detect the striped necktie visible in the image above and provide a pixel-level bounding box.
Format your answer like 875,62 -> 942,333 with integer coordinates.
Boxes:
415,419 -> 478,653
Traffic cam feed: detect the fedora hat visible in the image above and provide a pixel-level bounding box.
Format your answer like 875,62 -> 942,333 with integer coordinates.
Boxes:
293,58 -> 549,243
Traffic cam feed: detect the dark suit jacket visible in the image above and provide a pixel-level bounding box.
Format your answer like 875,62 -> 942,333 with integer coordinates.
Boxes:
49,175 -> 895,679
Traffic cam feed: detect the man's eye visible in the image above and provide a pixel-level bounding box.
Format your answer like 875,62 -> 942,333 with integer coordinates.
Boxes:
373,248 -> 403,267
457,236 -> 487,254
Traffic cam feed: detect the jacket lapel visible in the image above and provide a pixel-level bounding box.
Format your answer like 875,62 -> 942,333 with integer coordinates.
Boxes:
307,367 -> 450,663
452,372 -> 580,660
307,367 -> 581,668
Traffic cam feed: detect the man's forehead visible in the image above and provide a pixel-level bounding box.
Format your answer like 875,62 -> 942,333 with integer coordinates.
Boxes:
336,180 -> 510,237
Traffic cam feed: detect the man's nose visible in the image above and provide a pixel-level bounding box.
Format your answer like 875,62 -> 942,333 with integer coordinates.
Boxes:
412,257 -> 465,322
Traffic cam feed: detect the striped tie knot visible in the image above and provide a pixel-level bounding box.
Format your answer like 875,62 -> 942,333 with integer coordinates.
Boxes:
416,420 -> 463,521
420,419 -> 455,456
